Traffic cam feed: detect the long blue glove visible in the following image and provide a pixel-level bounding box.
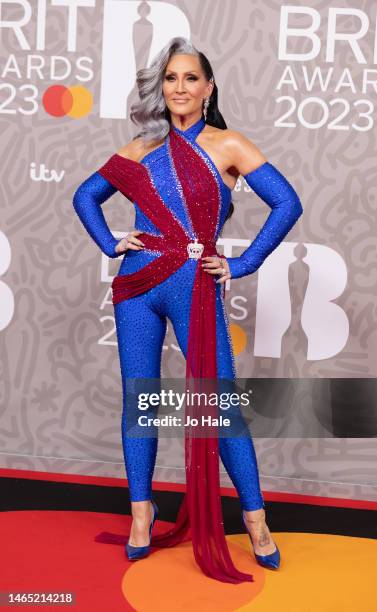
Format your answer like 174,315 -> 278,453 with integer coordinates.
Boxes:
73,171 -> 120,258
227,162 -> 303,279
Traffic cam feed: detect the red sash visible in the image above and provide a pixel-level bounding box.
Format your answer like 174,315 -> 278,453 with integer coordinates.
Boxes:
96,127 -> 254,584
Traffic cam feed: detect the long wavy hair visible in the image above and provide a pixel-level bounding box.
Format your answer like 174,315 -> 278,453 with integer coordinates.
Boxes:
129,36 -> 234,223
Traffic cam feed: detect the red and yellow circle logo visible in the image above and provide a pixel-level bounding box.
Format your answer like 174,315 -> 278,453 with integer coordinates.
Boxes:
42,85 -> 93,118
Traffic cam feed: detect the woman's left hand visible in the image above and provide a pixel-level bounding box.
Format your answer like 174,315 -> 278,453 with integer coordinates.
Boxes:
201,256 -> 231,284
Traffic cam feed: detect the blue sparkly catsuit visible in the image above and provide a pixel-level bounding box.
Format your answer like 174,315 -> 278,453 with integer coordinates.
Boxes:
73,117 -> 303,511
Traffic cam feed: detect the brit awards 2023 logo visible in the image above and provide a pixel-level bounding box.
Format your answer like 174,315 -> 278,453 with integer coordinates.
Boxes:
1,2 -> 375,122
276,5 -> 376,132
0,0 -> 190,118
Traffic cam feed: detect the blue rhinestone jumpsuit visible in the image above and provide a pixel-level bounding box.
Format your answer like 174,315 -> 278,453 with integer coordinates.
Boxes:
73,116 -> 303,511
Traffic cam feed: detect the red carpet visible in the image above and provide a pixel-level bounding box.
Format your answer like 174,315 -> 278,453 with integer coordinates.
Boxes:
1,511 -> 142,610
1,509 -> 377,611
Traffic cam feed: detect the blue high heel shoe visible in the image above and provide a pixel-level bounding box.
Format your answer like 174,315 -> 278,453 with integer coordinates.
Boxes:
242,509 -> 280,570
126,499 -> 159,561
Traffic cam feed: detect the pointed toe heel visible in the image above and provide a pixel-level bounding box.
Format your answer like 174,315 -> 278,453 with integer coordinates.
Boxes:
254,545 -> 280,570
242,510 -> 281,570
126,499 -> 159,561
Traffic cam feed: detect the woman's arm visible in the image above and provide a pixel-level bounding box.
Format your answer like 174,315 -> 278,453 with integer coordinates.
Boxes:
72,170 -> 120,259
224,131 -> 303,280
72,139 -> 154,259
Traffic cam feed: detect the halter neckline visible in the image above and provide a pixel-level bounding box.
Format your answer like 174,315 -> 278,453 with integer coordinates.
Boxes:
171,116 -> 205,142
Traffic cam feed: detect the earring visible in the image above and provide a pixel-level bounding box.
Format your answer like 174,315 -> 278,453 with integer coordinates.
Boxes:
203,97 -> 210,121
203,76 -> 214,121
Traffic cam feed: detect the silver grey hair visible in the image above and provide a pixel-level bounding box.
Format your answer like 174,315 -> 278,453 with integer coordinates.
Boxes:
130,36 -> 205,145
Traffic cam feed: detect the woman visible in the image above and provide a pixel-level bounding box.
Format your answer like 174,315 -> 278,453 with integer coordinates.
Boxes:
73,36 -> 303,584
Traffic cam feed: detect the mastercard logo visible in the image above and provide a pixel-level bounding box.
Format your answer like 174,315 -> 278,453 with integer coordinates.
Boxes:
229,323 -> 248,356
42,85 -> 93,118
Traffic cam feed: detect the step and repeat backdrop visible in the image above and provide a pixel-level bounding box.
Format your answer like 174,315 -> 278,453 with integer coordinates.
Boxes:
1,1 -> 376,502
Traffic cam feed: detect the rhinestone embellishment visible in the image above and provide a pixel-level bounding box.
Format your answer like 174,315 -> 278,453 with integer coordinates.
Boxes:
187,238 -> 204,259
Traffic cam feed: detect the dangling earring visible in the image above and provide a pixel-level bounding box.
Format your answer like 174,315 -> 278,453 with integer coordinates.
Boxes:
203,76 -> 214,122
203,97 -> 210,121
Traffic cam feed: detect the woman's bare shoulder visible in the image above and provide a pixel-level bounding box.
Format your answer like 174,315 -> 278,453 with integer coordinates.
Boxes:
116,137 -> 146,162
214,128 -> 268,175
117,136 -> 166,163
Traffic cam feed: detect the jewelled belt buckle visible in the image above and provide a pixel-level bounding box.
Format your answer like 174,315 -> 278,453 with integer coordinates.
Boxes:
187,238 -> 204,260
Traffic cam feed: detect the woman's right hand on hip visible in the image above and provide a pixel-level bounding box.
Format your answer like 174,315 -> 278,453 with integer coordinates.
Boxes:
115,230 -> 145,254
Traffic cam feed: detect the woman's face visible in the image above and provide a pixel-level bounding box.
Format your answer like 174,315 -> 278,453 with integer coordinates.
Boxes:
162,54 -> 213,119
